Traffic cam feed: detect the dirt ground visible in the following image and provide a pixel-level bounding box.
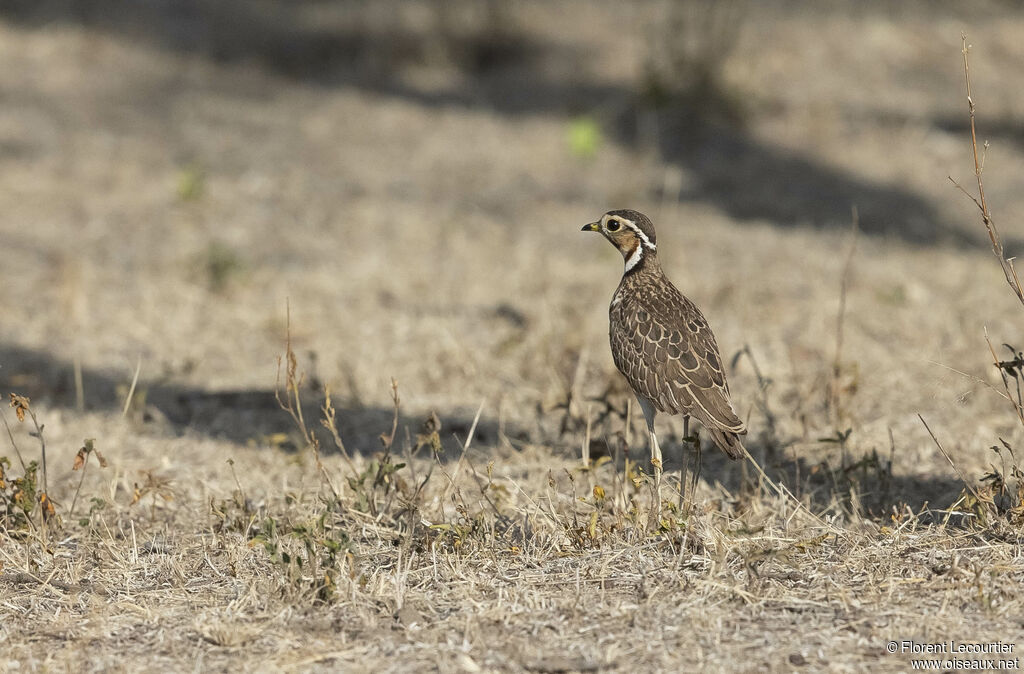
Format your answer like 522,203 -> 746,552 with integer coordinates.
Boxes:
1,2 -> 1024,672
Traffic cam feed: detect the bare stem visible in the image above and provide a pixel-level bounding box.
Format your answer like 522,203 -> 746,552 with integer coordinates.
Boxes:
830,207 -> 858,426
918,414 -> 981,503
0,407 -> 28,473
274,300 -> 340,502
952,33 -> 1024,306
27,409 -> 47,497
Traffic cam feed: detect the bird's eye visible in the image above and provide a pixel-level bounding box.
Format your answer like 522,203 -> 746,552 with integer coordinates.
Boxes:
607,220 -> 621,232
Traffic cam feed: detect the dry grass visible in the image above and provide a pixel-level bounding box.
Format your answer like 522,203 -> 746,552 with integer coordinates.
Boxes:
3,385 -> 1021,672
3,2 -> 1024,672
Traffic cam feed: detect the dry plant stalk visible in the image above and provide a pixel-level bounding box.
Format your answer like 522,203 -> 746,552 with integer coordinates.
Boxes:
949,37 -> 1024,431
321,385 -> 357,474
944,34 -> 1024,524
917,414 -> 981,503
985,330 -> 1024,427
8,393 -> 54,525
949,33 -> 1024,307
829,207 -> 858,428
0,402 -> 28,474
69,438 -> 106,518
275,302 -> 340,501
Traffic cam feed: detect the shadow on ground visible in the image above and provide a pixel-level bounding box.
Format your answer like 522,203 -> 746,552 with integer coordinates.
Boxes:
639,111 -> 975,245
0,343 -> 512,459
2,342 -> 969,521
934,114 -> 1024,153
651,436 -> 967,521
0,0 -> 987,246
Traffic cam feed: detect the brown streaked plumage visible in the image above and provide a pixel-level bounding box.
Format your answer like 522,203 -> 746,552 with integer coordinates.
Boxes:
582,209 -> 746,485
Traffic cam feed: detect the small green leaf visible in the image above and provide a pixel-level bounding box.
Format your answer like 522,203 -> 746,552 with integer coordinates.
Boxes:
567,116 -> 602,159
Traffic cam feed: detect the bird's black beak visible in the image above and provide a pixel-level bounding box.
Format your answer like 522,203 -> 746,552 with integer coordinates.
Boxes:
581,221 -> 600,232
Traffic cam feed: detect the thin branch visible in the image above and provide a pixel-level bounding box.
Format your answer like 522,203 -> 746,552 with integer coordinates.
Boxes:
918,414 -> 981,503
984,329 -> 1024,427
830,207 -> 858,424
0,406 -> 27,472
25,407 -> 47,498
122,356 -> 143,417
274,300 -> 340,502
951,34 -> 1024,307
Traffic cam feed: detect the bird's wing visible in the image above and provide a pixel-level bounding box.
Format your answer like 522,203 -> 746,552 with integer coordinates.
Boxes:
611,285 -> 745,435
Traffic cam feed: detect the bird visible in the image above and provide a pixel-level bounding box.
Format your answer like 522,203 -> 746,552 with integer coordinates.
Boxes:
582,209 -> 746,497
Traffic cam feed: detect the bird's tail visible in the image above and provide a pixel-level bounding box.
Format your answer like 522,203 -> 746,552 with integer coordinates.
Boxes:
709,428 -> 745,460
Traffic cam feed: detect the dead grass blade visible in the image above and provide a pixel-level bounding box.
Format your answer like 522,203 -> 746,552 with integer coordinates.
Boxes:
122,355 -> 143,417
917,414 -> 981,504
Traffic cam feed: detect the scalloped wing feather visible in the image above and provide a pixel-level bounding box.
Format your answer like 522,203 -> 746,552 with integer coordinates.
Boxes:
610,275 -> 746,458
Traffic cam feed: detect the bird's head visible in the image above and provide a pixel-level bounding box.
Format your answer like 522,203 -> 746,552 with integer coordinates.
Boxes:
581,209 -> 657,272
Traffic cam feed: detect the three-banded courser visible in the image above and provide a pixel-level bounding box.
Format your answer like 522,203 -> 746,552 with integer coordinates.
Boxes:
582,209 -> 746,498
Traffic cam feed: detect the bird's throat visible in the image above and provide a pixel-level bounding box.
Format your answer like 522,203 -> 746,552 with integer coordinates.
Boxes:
623,242 -> 643,273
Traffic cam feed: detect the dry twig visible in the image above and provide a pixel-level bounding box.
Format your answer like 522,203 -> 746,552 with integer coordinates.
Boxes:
948,33 -> 1024,307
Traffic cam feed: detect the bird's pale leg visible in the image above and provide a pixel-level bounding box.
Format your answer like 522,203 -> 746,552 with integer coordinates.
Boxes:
637,398 -> 662,516
680,416 -> 690,513
650,428 -> 663,497
692,433 -> 702,503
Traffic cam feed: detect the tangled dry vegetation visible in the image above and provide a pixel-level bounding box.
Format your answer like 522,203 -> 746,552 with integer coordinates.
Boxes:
3,322 -> 1023,672
3,5 -> 1024,673
3,308 -> 1024,671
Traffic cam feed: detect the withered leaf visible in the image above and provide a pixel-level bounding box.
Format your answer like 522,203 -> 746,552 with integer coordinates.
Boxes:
40,492 -> 56,522
9,393 -> 30,422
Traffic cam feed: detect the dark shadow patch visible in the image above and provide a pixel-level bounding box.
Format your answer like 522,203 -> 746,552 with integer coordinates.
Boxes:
0,343 -> 512,459
934,113 -> 1024,153
0,0 -> 987,246
654,437 -> 967,522
620,107 -> 974,245
0,0 -> 546,82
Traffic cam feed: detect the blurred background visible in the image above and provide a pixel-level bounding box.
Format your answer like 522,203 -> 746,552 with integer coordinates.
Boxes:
1,0 -> 1023,482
